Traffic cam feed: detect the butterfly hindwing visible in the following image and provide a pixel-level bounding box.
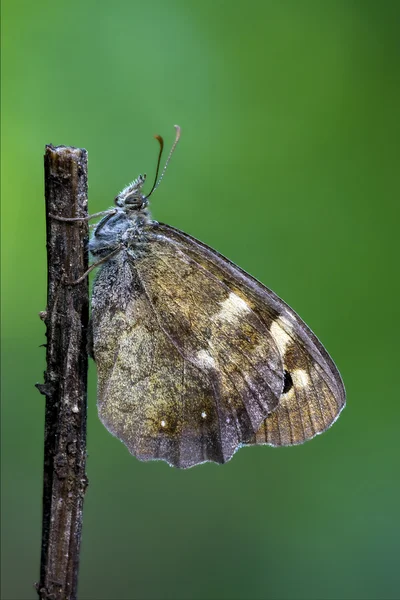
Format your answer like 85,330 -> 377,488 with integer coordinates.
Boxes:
91,242 -> 284,468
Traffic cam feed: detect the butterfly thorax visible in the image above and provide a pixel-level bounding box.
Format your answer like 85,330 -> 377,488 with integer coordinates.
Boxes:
89,174 -> 153,259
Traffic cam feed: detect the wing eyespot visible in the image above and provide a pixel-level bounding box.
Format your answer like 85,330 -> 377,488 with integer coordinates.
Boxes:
283,370 -> 293,394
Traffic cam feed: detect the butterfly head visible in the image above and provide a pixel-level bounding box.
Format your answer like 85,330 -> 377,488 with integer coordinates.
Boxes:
114,175 -> 149,212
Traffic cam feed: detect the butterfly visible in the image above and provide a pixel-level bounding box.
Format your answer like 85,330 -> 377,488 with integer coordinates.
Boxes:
60,126 -> 345,468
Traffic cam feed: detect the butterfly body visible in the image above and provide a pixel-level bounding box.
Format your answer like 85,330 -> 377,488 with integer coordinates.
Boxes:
88,170 -> 345,469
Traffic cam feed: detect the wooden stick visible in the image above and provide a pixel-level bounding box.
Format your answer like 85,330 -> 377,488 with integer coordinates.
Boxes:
36,145 -> 89,600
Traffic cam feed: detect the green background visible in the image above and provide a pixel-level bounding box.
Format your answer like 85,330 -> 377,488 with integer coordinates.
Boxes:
2,1 -> 399,599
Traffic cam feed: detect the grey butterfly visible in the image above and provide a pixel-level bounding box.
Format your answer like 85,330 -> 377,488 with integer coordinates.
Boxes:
63,126 -> 345,468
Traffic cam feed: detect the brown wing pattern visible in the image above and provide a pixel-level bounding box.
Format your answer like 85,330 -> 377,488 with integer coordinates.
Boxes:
91,246 -> 284,468
145,224 -> 346,448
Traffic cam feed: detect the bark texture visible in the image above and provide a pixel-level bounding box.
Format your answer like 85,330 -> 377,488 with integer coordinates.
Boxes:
36,145 -> 89,600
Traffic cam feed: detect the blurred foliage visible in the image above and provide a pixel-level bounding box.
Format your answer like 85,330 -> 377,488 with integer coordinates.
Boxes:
1,1 -> 400,599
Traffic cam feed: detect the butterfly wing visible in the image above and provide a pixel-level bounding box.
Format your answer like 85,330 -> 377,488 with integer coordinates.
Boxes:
91,234 -> 284,468
146,224 -> 346,448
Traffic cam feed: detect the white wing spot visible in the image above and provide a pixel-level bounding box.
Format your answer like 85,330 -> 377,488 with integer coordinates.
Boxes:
216,292 -> 251,323
292,369 -> 310,388
201,411 -> 207,419
160,420 -> 166,428
196,349 -> 216,369
270,315 -> 293,355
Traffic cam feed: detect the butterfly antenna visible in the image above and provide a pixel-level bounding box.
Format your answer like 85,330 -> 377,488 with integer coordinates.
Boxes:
145,135 -> 164,199
145,125 -> 181,199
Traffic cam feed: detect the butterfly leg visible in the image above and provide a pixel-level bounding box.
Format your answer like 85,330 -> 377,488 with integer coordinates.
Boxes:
65,244 -> 124,285
50,209 -> 117,223
92,211 -> 122,235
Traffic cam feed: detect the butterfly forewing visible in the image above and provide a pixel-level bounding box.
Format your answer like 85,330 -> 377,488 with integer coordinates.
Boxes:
144,223 -> 346,449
